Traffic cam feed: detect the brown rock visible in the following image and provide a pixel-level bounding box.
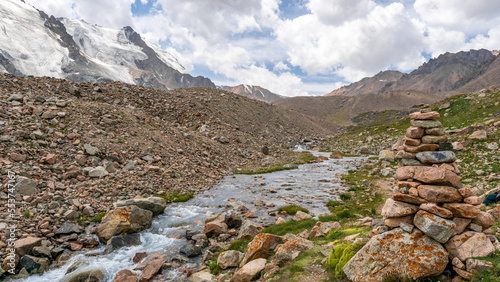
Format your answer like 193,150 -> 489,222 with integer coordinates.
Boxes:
392,193 -> 427,205
452,217 -> 472,235
463,196 -> 482,205
114,269 -> 138,282
454,267 -> 472,280
14,237 -> 42,257
409,111 -> 440,120
398,181 -> 421,189
240,233 -> 282,267
274,235 -> 314,265
138,258 -> 163,282
217,250 -> 243,269
442,203 -> 481,219
308,221 -> 339,239
381,198 -> 419,218
405,137 -> 421,146
10,153 -> 27,162
96,205 -> 153,243
419,203 -> 453,219
411,166 -> 462,187
452,257 -> 465,269
404,144 -> 440,153
237,220 -> 263,240
44,153 -> 57,164
458,187 -> 475,198
471,212 -> 495,230
445,232 -> 495,261
417,185 -> 462,203
406,126 -> 425,139
343,229 -> 448,282
421,135 -> 447,144
231,258 -> 266,282
468,130 -> 488,140
133,252 -> 148,263
384,215 -> 414,228
425,128 -> 445,136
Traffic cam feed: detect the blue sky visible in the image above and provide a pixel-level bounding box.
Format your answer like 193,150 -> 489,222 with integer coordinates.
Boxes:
25,0 -> 500,96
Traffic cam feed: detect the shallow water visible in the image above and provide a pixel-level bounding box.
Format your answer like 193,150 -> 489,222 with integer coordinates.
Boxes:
20,150 -> 366,281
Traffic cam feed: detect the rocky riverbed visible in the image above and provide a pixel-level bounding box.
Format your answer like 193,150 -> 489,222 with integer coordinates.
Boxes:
8,150 -> 369,281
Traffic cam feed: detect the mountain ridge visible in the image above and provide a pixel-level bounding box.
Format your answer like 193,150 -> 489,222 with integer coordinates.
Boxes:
325,49 -> 499,98
218,84 -> 285,103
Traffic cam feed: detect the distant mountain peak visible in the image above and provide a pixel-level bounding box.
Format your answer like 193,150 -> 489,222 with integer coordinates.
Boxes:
325,49 -> 499,98
218,84 -> 285,103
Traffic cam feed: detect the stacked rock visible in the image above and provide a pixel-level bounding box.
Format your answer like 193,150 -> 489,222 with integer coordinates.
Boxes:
379,109 -> 498,280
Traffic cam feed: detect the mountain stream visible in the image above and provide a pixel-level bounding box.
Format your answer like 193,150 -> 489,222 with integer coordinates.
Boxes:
18,147 -> 367,281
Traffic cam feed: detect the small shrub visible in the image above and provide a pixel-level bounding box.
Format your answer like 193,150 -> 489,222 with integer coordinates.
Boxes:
228,238 -> 252,253
277,204 -> 309,215
340,193 -> 352,200
261,219 -> 317,236
208,257 -> 222,275
23,211 -> 30,218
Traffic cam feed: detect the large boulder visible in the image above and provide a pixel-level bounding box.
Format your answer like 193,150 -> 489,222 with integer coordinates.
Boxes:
239,233 -> 282,267
114,269 -> 138,282
381,198 -> 419,218
14,237 -> 42,257
18,255 -> 50,275
444,231 -> 496,261
237,220 -> 263,240
14,177 -> 38,196
217,250 -> 244,269
113,197 -> 166,216
231,258 -> 266,282
415,151 -> 456,164
343,228 -> 448,282
417,185 -> 462,203
104,233 -> 142,254
97,205 -> 153,243
413,210 -> 456,243
203,214 -> 228,238
138,258 -> 163,282
62,268 -> 105,282
442,203 -> 481,219
274,235 -> 314,265
396,166 -> 462,187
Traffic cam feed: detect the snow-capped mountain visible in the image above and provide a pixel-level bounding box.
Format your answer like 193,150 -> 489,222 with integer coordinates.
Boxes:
0,0 -> 214,89
219,84 -> 285,103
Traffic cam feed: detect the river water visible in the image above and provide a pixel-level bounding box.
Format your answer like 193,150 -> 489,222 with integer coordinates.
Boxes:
17,148 -> 366,282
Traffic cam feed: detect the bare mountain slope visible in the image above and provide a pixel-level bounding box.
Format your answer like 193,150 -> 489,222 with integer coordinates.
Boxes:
458,54 -> 500,92
325,70 -> 403,96
219,84 -> 285,103
274,90 -> 439,126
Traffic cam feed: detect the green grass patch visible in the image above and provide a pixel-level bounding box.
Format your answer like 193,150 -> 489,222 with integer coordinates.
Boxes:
277,204 -> 309,215
274,246 -> 326,282
77,212 -> 107,224
340,193 -> 352,200
208,257 -> 222,276
261,219 -> 317,236
228,238 -> 252,253
325,242 -> 365,278
235,166 -> 293,175
154,192 -> 194,203
23,211 -> 30,218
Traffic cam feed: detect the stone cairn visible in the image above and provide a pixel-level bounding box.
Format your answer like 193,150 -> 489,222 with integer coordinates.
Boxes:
343,108 -> 499,281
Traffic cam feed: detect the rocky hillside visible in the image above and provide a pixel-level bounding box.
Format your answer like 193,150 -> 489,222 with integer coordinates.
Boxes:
274,90 -> 439,127
219,84 -> 285,103
0,0 -> 214,89
325,70 -> 403,97
324,49 -> 499,98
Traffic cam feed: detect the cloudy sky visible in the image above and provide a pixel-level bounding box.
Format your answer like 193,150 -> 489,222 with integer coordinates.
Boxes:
25,0 -> 500,96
